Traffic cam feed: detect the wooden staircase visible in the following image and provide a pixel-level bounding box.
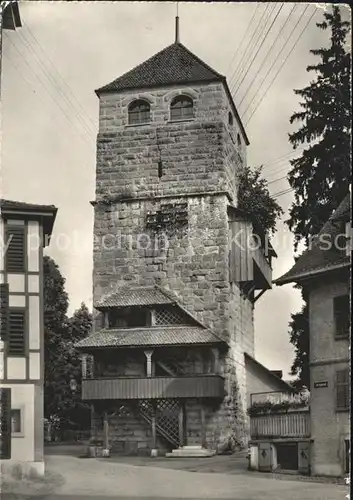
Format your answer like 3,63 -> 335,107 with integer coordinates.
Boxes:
138,399 -> 180,449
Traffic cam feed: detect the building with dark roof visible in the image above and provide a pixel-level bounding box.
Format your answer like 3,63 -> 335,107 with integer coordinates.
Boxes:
0,199 -> 57,476
275,194 -> 351,477
77,19 -> 281,458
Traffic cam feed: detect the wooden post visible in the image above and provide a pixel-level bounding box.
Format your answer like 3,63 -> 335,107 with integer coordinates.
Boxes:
104,312 -> 109,329
200,400 -> 206,448
144,350 -> 154,377
211,347 -> 219,374
81,355 -> 87,379
178,402 -> 184,448
103,411 -> 109,456
151,401 -> 157,457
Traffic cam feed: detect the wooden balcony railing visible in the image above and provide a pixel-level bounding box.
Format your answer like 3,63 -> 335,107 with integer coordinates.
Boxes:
250,410 -> 310,439
82,375 -> 224,400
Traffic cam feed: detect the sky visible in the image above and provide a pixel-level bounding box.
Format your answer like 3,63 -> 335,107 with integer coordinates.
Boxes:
1,1 -> 349,378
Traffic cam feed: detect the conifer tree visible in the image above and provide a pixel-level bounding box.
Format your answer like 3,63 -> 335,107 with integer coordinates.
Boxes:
287,6 -> 351,247
286,6 -> 351,388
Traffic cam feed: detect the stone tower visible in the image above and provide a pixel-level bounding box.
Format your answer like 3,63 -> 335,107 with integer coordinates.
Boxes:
81,32 -> 274,454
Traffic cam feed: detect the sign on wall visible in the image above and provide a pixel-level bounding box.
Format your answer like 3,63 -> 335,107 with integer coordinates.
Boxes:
314,381 -> 328,388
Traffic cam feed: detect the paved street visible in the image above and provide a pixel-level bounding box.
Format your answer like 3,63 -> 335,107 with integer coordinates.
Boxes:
33,452 -> 348,500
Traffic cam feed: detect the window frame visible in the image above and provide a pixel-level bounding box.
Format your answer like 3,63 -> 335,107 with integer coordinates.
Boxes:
11,407 -> 24,437
108,307 -> 152,328
333,294 -> 350,339
170,95 -> 194,121
335,368 -> 349,411
8,307 -> 27,357
127,99 -> 151,126
5,223 -> 26,273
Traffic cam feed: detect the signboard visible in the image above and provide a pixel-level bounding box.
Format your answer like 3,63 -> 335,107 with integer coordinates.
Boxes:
314,381 -> 328,388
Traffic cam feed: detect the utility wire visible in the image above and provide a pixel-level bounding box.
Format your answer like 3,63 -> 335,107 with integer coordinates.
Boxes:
22,21 -> 96,132
229,3 -> 272,91
4,32 -> 95,152
238,3 -> 297,107
227,3 -> 260,74
17,28 -> 95,139
245,5 -> 317,124
234,3 -> 285,95
242,4 -> 311,118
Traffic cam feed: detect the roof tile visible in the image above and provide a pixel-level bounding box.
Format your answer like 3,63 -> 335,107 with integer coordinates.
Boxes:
275,194 -> 351,284
95,286 -> 175,309
96,42 -> 224,94
75,326 -> 224,349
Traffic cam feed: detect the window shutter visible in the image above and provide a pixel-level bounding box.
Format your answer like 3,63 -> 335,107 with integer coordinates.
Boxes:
5,225 -> 25,272
8,310 -> 26,355
336,369 -> 349,410
0,283 -> 9,340
334,295 -> 350,337
0,388 -> 11,459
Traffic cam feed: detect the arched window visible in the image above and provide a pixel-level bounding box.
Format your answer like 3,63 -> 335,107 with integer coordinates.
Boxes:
170,95 -> 194,121
237,133 -> 242,147
228,112 -> 233,126
128,100 -> 150,125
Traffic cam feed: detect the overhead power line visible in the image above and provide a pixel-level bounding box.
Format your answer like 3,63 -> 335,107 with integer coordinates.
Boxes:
238,3 -> 297,107
234,3 -> 285,95
23,22 -> 96,132
229,3 -> 272,91
244,5 -> 318,125
3,32 -> 96,152
227,3 -> 260,74
17,26 -> 95,139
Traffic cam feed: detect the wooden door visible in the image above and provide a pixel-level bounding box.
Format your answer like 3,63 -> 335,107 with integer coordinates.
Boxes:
298,441 -> 310,474
258,442 -> 272,471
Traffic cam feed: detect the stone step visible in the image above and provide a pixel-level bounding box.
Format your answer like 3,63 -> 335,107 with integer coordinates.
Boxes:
165,446 -> 216,458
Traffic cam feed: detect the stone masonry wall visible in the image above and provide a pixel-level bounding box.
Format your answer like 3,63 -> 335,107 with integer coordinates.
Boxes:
97,83 -> 245,204
93,80 -> 254,450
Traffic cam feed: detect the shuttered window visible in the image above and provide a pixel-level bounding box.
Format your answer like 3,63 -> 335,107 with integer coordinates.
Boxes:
0,283 -> 9,340
5,225 -> 25,272
333,295 -> 350,337
8,310 -> 26,356
336,369 -> 349,410
0,388 -> 11,459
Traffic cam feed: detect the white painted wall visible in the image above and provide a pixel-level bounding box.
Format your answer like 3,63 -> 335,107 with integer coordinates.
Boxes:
7,273 -> 25,293
0,383 -> 35,461
29,352 -> 40,380
0,218 -> 4,272
7,357 -> 26,379
29,295 -> 40,350
27,221 -> 40,272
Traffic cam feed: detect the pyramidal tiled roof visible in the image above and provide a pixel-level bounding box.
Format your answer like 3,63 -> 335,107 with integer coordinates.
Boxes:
95,286 -> 175,309
96,42 -> 224,94
274,194 -> 351,285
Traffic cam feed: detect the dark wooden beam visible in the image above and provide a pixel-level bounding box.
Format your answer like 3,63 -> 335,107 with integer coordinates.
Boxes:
200,400 -> 206,448
178,403 -> 184,447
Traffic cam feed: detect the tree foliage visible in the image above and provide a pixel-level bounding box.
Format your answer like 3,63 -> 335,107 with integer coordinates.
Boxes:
44,256 -> 92,430
288,288 -> 310,389
286,6 -> 350,388
287,6 -> 351,249
237,165 -> 284,235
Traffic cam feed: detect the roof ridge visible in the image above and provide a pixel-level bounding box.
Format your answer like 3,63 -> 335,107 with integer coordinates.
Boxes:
176,42 -> 225,80
95,41 -> 224,95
